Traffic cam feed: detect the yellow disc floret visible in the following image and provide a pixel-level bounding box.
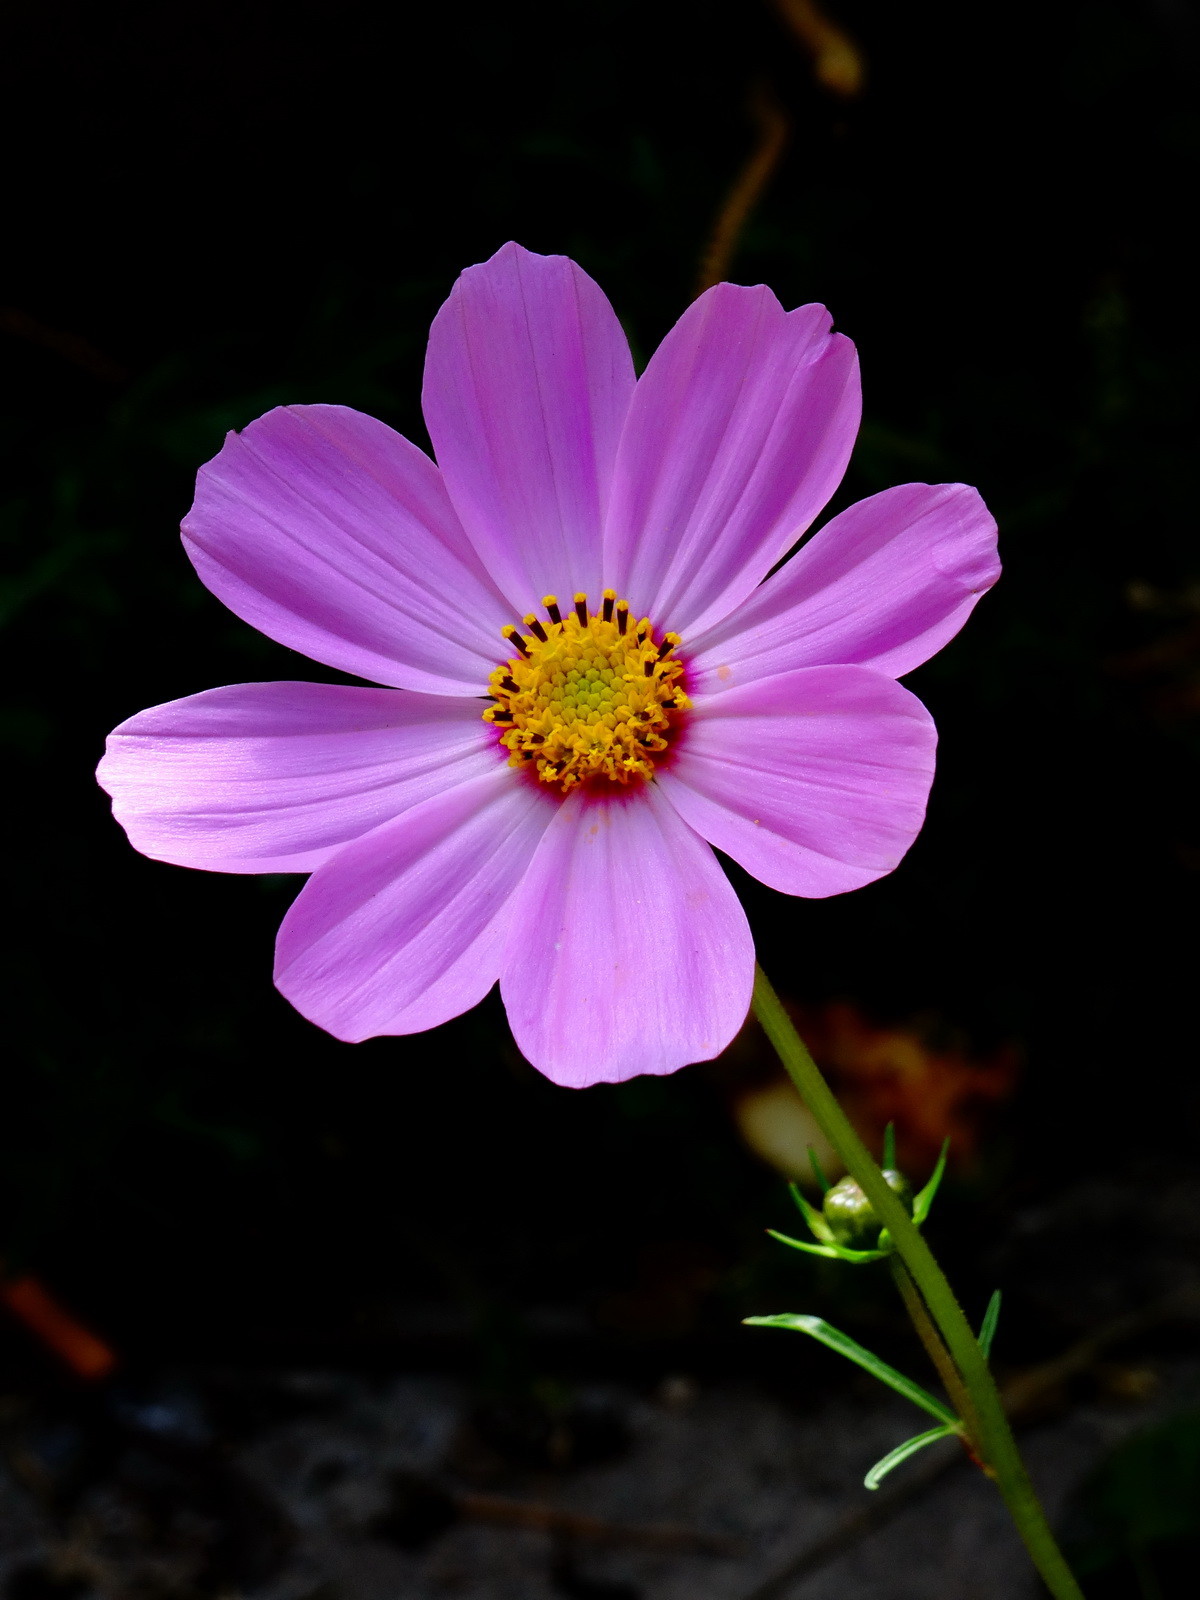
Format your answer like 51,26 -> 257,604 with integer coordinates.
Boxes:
483,589 -> 691,795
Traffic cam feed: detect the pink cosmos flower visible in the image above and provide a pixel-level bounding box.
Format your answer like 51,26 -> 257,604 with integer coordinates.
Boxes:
97,243 -> 999,1088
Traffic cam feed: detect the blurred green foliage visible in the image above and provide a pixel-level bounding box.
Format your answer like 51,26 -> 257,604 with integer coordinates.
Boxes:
1065,1411 -> 1200,1597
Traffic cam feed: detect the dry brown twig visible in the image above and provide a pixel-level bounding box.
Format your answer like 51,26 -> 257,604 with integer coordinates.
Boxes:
695,83 -> 791,298
460,1490 -> 741,1554
767,0 -> 865,98
695,3 -> 864,297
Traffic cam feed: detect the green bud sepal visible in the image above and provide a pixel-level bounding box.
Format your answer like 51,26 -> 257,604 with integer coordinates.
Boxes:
978,1288 -> 1001,1359
911,1137 -> 950,1227
767,1226 -> 890,1264
774,1131 -> 950,1264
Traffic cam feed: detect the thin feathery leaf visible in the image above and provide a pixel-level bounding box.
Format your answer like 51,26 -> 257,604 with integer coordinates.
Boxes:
743,1314 -> 959,1426
864,1423 -> 960,1490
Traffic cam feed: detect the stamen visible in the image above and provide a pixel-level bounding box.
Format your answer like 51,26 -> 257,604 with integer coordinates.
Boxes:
485,591 -> 690,795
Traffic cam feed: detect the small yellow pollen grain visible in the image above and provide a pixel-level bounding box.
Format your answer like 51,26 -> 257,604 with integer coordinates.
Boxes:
484,594 -> 690,794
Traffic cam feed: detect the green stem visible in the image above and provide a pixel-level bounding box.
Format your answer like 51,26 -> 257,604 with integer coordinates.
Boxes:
752,964 -> 1084,1600
889,1258 -> 983,1449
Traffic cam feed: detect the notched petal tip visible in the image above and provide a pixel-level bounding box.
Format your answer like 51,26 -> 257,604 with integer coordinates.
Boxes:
688,479 -> 999,688
604,284 -> 861,639
423,239 -> 636,619
928,483 -> 1002,593
471,239 -> 572,274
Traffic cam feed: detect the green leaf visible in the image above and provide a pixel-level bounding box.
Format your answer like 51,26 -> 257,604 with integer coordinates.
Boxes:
912,1138 -> 950,1226
788,1181 -> 834,1243
864,1423 -> 960,1490
766,1232 -> 843,1260
743,1314 -> 960,1426
883,1121 -> 896,1170
765,1229 -> 886,1264
978,1290 -> 1001,1359
808,1145 -> 832,1194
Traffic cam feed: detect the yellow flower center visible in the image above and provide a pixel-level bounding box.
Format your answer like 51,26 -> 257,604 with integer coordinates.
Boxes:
483,590 -> 691,795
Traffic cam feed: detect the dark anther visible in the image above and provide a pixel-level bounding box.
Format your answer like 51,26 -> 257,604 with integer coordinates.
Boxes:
503,627 -> 529,658
524,614 -> 549,643
643,658 -> 654,676
500,676 -> 520,694
544,596 -> 562,626
657,637 -> 676,660
602,590 -> 615,623
574,593 -> 589,627
616,603 -> 629,635
529,733 -> 545,744
661,698 -> 677,709
491,709 -> 514,722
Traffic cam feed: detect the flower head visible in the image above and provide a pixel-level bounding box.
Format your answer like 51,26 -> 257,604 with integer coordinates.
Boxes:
98,244 -> 999,1087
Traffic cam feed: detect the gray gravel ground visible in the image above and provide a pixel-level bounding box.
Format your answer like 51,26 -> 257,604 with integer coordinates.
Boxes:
7,1174 -> 1200,1598
2,1350 -> 1196,1600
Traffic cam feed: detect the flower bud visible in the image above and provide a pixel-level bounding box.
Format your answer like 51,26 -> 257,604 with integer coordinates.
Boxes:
822,1170 -> 914,1249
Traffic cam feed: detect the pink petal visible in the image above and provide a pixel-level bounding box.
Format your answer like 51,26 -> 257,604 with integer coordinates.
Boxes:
688,484 -> 1000,691
422,242 -> 636,616
657,667 -> 937,898
275,769 -> 557,1042
500,785 -> 753,1087
604,284 -> 860,639
98,682 -> 500,874
182,405 -> 515,695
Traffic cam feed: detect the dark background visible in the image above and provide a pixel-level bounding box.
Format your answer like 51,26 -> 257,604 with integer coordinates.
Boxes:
2,0 -> 1198,1439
